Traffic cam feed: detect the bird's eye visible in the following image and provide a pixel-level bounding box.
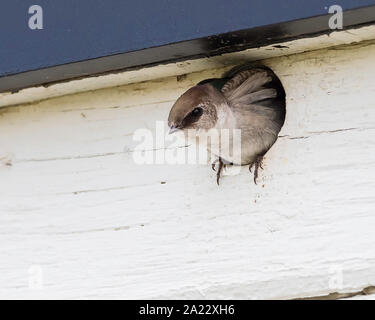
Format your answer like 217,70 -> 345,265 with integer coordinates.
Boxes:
192,107 -> 203,117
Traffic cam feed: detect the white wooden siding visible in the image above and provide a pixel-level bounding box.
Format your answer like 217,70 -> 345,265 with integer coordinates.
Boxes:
0,38 -> 375,299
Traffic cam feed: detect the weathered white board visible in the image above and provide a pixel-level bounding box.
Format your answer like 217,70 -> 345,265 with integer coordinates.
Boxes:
0,38 -> 375,299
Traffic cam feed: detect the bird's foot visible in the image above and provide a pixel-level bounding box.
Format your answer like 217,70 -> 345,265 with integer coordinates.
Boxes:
212,157 -> 234,185
215,157 -> 226,185
249,156 -> 264,185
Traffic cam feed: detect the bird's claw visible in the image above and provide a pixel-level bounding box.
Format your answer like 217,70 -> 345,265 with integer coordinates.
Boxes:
216,158 -> 226,185
249,156 -> 264,185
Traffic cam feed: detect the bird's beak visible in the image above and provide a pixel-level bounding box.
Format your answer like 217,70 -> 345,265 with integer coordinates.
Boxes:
168,126 -> 180,135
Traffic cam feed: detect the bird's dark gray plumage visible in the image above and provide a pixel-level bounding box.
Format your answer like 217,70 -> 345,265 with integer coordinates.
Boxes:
168,64 -> 286,184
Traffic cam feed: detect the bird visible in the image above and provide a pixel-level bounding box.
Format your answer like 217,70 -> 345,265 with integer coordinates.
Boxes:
167,64 -> 286,185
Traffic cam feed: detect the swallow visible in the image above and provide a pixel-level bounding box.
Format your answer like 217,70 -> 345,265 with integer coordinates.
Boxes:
168,64 -> 286,184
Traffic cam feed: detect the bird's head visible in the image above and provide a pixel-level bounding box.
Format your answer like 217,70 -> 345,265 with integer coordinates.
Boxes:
168,84 -> 225,134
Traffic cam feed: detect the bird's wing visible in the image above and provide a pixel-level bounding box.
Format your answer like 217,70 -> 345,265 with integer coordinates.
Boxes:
221,66 -> 285,111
